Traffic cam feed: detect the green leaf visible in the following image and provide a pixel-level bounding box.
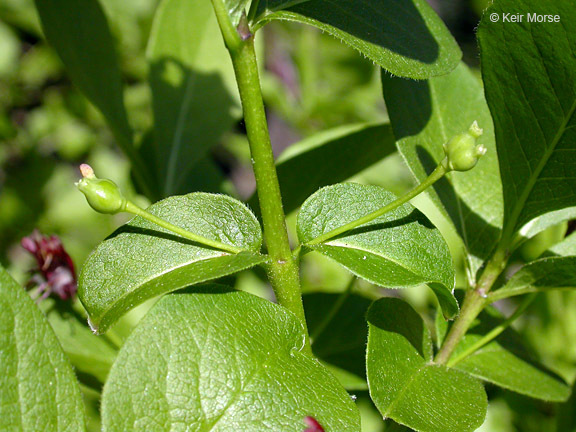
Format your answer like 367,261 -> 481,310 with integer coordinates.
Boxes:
451,307 -> 570,402
520,208 -> 576,240
382,62 -> 503,278
253,0 -> 461,79
549,232 -> 576,256
557,380 -> 576,432
478,0 -> 576,238
147,0 -> 240,197
366,297 -> 487,432
453,337 -> 570,402
33,0 -> 132,154
0,265 -> 85,431
42,301 -> 117,385
250,122 -> 397,215
297,183 -> 457,318
489,257 -> 576,302
304,292 -> 371,390
102,286 -> 361,431
79,193 -> 265,333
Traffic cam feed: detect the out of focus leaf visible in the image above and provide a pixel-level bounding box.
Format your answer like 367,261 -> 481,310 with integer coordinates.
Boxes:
147,0 -> 239,197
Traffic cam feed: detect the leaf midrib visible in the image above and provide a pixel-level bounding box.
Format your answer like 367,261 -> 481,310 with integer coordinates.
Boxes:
501,33 -> 576,241
382,363 -> 427,418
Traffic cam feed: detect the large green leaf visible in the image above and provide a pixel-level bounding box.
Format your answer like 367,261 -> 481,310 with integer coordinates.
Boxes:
33,0 -> 135,165
79,193 -> 265,333
102,286 -> 361,431
253,0 -> 461,79
366,297 -> 487,432
147,0 -> 239,197
250,122 -> 397,215
382,62 -> 503,279
297,183 -> 458,318
304,292 -> 371,390
488,257 -> 576,302
478,0 -> 576,238
0,266 -> 85,431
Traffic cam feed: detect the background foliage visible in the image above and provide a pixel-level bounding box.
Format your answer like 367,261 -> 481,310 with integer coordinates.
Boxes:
1,0 -> 575,430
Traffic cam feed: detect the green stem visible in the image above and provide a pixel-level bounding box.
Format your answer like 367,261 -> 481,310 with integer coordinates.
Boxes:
211,1 -> 311,352
307,160 -> 449,246
447,293 -> 537,367
435,246 -> 509,365
311,277 -> 356,342
124,201 -> 243,254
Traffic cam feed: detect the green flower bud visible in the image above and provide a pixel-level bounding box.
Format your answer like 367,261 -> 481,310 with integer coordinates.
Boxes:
75,164 -> 127,214
443,121 -> 487,172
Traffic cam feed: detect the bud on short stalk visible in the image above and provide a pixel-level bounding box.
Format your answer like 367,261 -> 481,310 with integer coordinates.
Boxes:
75,164 -> 127,214
443,121 -> 486,172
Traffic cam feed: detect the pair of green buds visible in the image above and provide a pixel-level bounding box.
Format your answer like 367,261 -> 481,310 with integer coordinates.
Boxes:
76,122 -> 486,215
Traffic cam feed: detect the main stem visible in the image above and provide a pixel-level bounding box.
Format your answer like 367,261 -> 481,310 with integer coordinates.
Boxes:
435,246 -> 508,365
212,3 -> 310,351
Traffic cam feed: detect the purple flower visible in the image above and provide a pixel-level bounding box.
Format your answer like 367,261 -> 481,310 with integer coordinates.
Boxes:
303,416 -> 325,432
21,230 -> 77,301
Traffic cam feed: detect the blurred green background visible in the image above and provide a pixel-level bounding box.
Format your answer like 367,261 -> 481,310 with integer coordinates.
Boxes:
1,0 -> 575,431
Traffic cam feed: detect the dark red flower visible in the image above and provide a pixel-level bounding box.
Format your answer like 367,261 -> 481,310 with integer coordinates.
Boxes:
304,416 -> 325,432
21,230 -> 77,301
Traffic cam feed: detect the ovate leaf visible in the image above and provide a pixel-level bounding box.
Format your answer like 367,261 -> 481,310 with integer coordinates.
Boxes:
102,287 -> 361,431
0,265 -> 85,431
478,0 -> 576,237
366,297 -> 486,432
147,0 -> 239,196
250,122 -> 397,215
297,183 -> 457,318
489,257 -> 576,302
253,0 -> 461,79
79,193 -> 265,333
382,62 -> 503,279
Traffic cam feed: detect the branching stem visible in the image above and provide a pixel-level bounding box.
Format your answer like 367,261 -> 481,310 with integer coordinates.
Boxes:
211,0 -> 311,352
447,293 -> 536,367
435,246 -> 509,365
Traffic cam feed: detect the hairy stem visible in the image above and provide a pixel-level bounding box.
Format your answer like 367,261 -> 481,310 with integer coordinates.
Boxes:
212,2 -> 310,351
435,247 -> 508,365
307,160 -> 449,246
447,293 -> 536,367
